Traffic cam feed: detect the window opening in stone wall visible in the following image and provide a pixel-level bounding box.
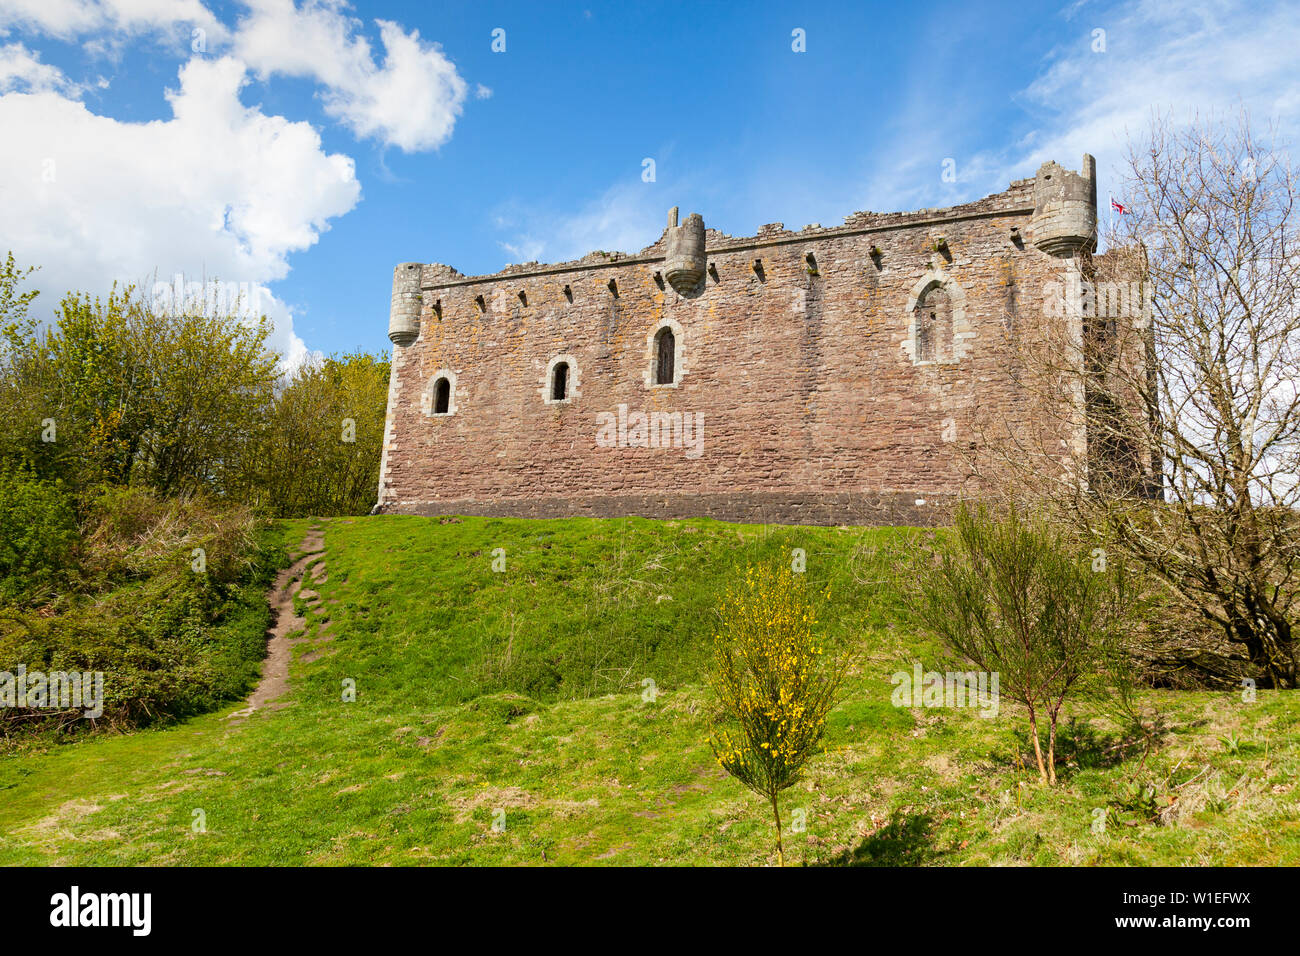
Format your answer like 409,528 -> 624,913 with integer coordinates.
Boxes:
434,376 -> 451,414
551,362 -> 569,401
915,284 -> 952,363
654,327 -> 675,384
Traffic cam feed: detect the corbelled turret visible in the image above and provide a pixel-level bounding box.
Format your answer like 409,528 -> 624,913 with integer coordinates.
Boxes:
1031,154 -> 1097,257
389,262 -> 422,347
664,206 -> 705,295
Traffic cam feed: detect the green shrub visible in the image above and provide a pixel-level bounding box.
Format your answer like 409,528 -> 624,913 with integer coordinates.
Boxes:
914,502 -> 1134,785
79,485 -> 260,583
0,488 -> 279,745
0,468 -> 79,606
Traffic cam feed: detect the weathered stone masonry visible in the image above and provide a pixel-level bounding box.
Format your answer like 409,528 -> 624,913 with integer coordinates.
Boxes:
376,156 -> 1100,525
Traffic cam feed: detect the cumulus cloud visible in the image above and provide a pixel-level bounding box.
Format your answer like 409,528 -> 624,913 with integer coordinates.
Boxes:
2,2 -> 473,152
0,55 -> 360,367
0,2 -> 479,364
0,0 -> 225,44
0,42 -> 82,94
233,0 -> 468,152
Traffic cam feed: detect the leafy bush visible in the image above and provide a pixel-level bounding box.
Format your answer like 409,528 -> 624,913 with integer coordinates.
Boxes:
0,255 -> 377,747
0,468 -> 79,606
0,488 -> 278,745
3,257 -> 390,523
235,351 -> 390,517
79,485 -> 260,583
1,281 -> 279,497
914,502 -> 1134,784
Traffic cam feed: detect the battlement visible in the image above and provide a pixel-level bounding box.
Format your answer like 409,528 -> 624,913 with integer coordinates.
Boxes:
395,176 -> 1041,308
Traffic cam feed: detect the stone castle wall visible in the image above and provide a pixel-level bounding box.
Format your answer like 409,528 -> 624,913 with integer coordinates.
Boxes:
376,158 -> 1100,525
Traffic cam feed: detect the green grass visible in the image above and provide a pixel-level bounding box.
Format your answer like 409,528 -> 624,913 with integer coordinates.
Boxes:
1,514 -> 1297,866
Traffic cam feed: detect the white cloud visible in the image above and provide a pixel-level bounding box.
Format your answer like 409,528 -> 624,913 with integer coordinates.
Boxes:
498,237 -> 545,264
494,182 -> 668,268
0,42 -> 79,94
1005,0 -> 1300,194
1,2 -> 475,152
843,0 -> 1300,223
0,2 -> 477,366
233,0 -> 468,152
0,55 -> 360,366
0,0 -> 225,45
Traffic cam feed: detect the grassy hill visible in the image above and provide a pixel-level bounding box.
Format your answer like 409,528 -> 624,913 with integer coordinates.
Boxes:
1,515 -> 1297,866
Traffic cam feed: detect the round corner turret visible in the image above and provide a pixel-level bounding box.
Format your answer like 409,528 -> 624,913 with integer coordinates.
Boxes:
389,262 -> 423,347
664,207 -> 706,294
1031,154 -> 1098,257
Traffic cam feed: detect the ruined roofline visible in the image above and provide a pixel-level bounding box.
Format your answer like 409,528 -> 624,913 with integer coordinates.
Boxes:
389,156 -> 1095,346
416,178 -> 1038,292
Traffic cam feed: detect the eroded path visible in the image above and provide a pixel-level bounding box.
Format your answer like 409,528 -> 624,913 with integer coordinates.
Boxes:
228,524 -> 331,719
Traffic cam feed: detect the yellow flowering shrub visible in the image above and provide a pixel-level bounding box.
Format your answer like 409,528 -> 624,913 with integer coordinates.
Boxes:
708,561 -> 849,864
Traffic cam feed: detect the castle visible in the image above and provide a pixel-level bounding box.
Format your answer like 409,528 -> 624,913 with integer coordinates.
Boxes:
375,155 -> 1105,525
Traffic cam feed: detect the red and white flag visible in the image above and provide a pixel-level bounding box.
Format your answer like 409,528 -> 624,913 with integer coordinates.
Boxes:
1110,197 -> 1128,214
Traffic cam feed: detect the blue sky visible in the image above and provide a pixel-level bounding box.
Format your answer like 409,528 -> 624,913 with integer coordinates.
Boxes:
1,0 -> 1297,362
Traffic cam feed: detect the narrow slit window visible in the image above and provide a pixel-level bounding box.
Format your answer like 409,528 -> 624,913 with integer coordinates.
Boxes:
434,377 -> 451,414
654,327 -> 675,384
918,310 -> 936,362
551,362 -> 569,401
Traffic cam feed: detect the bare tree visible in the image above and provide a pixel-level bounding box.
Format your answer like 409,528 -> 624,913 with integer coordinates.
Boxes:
978,110 -> 1300,689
